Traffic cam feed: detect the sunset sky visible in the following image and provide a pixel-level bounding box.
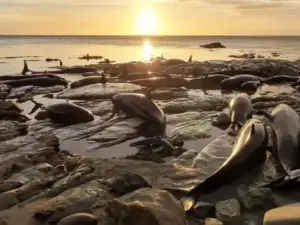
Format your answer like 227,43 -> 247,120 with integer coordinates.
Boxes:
1,0 -> 300,35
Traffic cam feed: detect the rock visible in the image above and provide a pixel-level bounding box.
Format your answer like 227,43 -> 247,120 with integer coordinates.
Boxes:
106,188 -> 187,225
0,100 -> 22,112
57,213 -> 98,225
0,219 -> 8,225
215,199 -> 242,225
0,120 -> 28,142
57,83 -> 143,100
200,42 -> 226,49
212,112 -> 231,128
8,85 -> 65,99
257,55 -> 265,59
228,54 -> 255,60
193,201 -> 215,218
0,84 -> 11,100
43,93 -> 54,98
106,171 -> 152,196
236,185 -> 276,210
205,218 -> 224,225
173,149 -> 199,167
32,180 -> 113,223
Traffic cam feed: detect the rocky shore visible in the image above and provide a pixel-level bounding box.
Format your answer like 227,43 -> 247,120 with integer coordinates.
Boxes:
1,58 -> 300,225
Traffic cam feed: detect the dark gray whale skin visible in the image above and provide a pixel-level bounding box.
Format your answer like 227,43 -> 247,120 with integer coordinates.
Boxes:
187,74 -> 230,90
39,102 -> 95,125
111,92 -> 167,137
0,75 -> 68,88
22,60 -> 97,75
180,118 -> 268,211
258,104 -> 300,189
221,75 -> 260,90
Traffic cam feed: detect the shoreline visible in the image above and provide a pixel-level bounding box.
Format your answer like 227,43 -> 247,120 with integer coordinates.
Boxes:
0,57 -> 300,224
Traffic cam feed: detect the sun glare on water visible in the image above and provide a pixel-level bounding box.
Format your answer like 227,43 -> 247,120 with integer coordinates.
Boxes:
134,6 -> 160,35
143,39 -> 153,61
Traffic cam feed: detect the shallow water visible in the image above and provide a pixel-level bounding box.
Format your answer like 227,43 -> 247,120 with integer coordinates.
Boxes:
1,35 -> 300,75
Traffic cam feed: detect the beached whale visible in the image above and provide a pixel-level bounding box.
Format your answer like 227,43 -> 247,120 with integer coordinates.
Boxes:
221,75 -> 261,90
181,118 -> 268,211
111,88 -> 167,137
260,75 -> 300,85
187,74 -> 230,90
70,74 -> 107,89
27,99 -> 94,125
258,104 -> 300,189
228,93 -> 255,135
0,74 -> 68,88
22,60 -> 97,75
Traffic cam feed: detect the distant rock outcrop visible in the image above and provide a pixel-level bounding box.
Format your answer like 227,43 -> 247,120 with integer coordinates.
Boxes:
200,42 -> 226,49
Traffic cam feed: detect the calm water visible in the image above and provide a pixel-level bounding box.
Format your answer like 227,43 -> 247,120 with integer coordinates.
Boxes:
1,35 -> 300,75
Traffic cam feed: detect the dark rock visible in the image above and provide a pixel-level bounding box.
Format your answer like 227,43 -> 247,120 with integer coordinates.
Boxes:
106,188 -> 187,225
228,54 -> 255,60
106,171 -> 152,196
200,42 -> 226,49
193,201 -> 215,218
215,199 -> 242,225
43,93 -> 54,98
0,219 -> 8,225
236,185 -> 276,210
212,112 -> 231,129
32,180 -> 113,223
57,213 -> 98,225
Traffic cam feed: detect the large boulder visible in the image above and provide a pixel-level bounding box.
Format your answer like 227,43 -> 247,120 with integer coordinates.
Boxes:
106,188 -> 187,225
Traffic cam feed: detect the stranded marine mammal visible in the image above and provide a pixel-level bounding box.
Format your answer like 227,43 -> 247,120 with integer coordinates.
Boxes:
181,118 -> 268,211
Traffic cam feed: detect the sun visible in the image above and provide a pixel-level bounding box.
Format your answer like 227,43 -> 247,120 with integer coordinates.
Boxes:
134,7 -> 159,35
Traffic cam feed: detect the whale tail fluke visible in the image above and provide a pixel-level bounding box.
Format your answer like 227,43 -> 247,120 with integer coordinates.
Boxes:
22,60 -> 30,75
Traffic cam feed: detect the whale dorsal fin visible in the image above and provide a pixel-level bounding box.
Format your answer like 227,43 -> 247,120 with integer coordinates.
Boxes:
188,55 -> 192,62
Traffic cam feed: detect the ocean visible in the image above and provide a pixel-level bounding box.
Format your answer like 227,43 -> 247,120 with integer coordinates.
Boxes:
1,35 -> 300,75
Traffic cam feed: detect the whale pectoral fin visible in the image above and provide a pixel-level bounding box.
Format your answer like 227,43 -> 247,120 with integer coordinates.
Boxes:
180,196 -> 196,212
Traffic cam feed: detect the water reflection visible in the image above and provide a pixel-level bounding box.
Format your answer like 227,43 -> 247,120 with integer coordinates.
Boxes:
143,39 -> 153,61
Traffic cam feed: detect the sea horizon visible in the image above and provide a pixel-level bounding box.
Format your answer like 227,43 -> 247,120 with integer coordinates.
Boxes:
1,34 -> 300,38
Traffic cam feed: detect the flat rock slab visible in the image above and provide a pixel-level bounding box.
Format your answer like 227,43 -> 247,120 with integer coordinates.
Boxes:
57,83 -> 144,100
8,86 -> 65,99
